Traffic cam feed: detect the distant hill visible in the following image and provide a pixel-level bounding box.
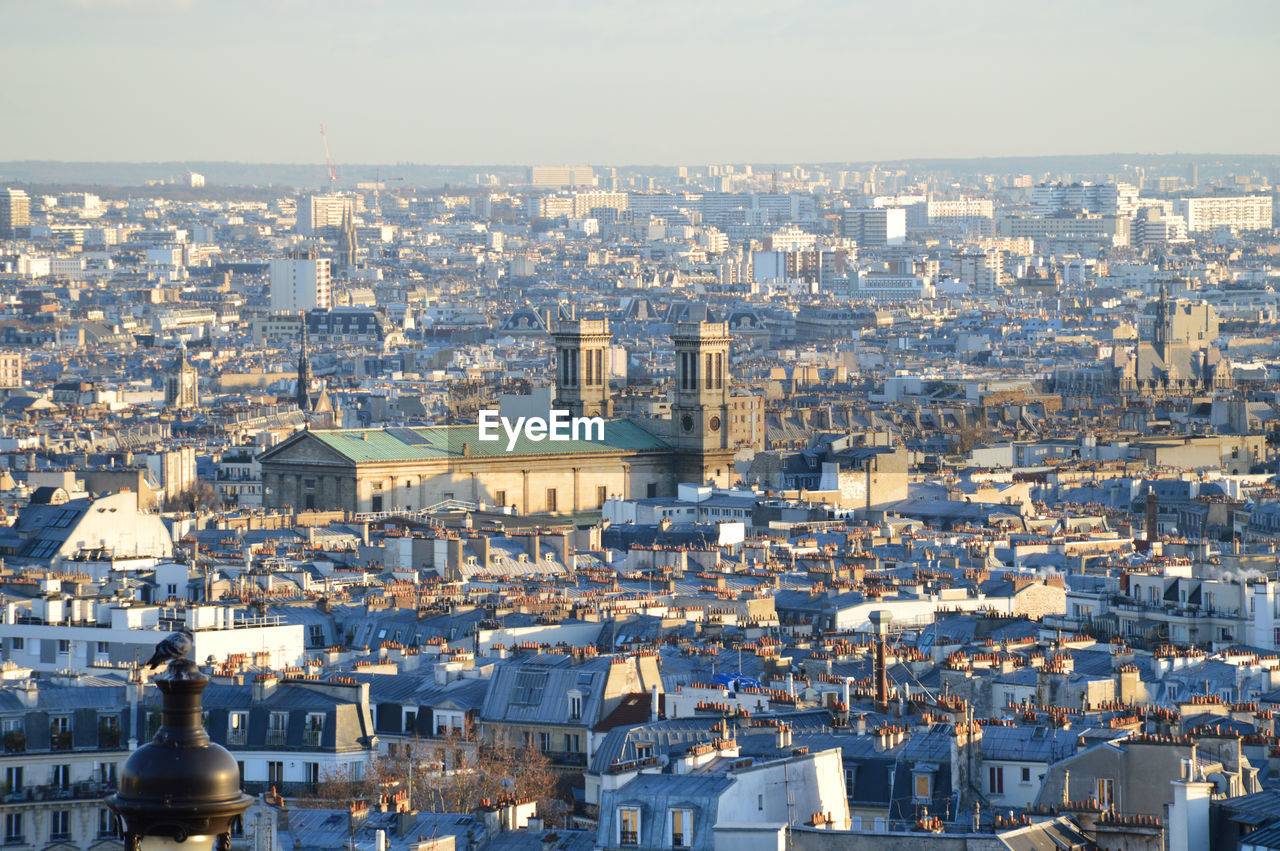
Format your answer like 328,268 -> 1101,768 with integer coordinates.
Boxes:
1,154 -> 1277,190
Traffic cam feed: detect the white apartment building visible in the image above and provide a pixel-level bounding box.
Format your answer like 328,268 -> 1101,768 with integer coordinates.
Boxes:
296,193 -> 353,236
855,272 -> 934,301
927,199 -> 995,221
1176,196 -> 1273,232
1032,182 -> 1140,217
269,257 -> 332,313
841,207 -> 906,246
0,602 -> 306,673
572,191 -> 629,217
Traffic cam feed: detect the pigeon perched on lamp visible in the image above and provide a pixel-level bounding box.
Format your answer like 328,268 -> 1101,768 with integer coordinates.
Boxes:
143,628 -> 194,670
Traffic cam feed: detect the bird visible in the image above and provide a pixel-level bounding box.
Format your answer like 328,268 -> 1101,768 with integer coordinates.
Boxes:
144,629 -> 194,670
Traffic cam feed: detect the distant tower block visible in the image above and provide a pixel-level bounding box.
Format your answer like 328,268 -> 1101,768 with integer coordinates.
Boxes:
553,318 -> 613,418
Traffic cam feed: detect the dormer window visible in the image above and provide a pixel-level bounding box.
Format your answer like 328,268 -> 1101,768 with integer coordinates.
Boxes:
911,764 -> 937,803
618,807 -> 641,846
670,808 -> 693,848
567,690 -> 583,721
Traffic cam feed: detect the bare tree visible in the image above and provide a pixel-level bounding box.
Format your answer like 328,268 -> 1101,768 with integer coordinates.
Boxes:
300,729 -> 568,826
169,480 -> 223,512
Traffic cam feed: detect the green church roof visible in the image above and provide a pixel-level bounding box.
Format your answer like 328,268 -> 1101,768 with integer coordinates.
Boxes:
305,420 -> 671,463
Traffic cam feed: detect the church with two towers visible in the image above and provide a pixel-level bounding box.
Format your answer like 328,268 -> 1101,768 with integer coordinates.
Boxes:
259,319 -> 764,516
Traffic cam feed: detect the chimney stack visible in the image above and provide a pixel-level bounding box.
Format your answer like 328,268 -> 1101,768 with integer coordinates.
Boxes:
870,610 -> 892,711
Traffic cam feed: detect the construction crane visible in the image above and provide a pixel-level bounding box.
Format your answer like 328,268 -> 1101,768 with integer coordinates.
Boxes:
319,123 -> 338,192
362,169 -> 405,212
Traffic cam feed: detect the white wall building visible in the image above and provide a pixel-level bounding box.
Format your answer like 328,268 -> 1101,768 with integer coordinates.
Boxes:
1176,196 -> 1273,232
0,603 -> 306,673
296,194 -> 353,236
269,257 -> 332,313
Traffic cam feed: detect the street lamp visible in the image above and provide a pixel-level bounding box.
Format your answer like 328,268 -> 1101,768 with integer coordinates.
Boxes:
107,641 -> 251,851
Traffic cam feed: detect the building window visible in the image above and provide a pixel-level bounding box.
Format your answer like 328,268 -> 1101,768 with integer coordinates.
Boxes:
50,716 -> 72,750
98,808 -> 120,838
268,761 -> 283,786
228,711 -> 248,745
57,639 -> 70,654
495,490 -> 507,508
647,483 -> 658,498
568,694 -> 582,720
51,764 -> 70,789
671,808 -> 692,848
1021,766 -> 1031,783
546,488 -> 558,512
50,810 -> 70,841
96,761 -> 118,785
268,712 -> 288,746
988,765 -> 1003,794
1097,778 -> 1114,808
4,813 -> 22,844
10,638 -> 22,651
618,807 -> 640,846
597,485 -> 608,505
1,719 -> 23,754
305,762 -> 320,786
538,732 -> 551,752
914,773 -> 931,801
304,713 -> 325,747
757,794 -> 764,811
4,766 -> 21,794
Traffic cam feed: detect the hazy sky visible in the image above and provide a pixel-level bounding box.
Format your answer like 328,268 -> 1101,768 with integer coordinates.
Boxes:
3,0 -> 1278,164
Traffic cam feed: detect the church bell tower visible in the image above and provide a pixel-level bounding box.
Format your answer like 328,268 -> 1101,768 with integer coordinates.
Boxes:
670,321 -> 732,451
553,318 -> 613,418
296,322 -> 313,412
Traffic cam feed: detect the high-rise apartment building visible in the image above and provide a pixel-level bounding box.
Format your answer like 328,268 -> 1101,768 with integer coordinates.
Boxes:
530,166 -> 596,188
571,191 -> 628,218
0,189 -> 31,237
841,207 -> 907,246
1175,196 -> 1273,232
1032,182 -> 1139,218
296,193 -> 354,236
269,256 -> 332,313
926,199 -> 994,221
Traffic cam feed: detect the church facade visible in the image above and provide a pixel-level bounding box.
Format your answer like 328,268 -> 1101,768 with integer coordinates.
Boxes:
258,320 -> 764,516
1054,287 -> 1231,397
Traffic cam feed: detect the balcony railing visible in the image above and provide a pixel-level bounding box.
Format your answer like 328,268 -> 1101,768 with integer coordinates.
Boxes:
266,730 -> 286,747
50,730 -> 73,751
302,729 -> 322,748
547,750 -> 587,767
2,733 -> 23,754
0,781 -> 116,805
227,729 -> 247,747
98,727 -> 121,749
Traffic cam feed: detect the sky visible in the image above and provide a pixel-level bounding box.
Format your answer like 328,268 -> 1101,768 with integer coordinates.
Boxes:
2,0 -> 1278,165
